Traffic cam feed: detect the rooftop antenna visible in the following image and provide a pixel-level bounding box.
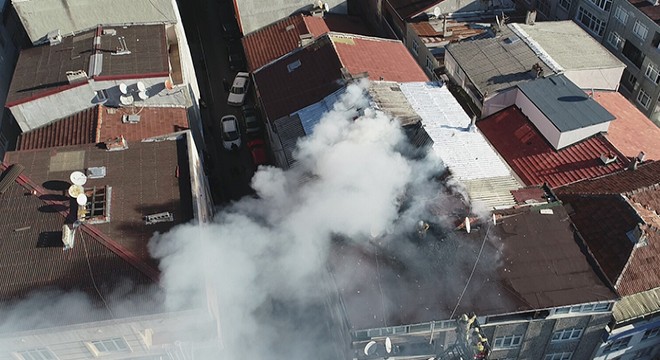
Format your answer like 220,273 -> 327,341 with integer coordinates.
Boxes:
492,213 -> 497,225
113,36 -> 131,56
70,171 -> 88,186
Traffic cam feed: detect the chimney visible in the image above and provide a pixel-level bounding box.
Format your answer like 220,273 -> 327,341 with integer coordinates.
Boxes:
442,16 -> 453,37
105,135 -> 128,151
627,223 -> 648,247
525,10 -> 537,25
66,70 -> 89,84
637,151 -> 646,163
299,33 -> 314,47
47,29 -> 62,46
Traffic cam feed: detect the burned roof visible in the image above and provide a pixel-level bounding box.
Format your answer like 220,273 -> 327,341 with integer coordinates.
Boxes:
254,33 -> 427,121
556,161 -> 660,297
478,106 -> 628,188
17,106 -> 189,151
332,203 -> 617,330
7,25 -> 169,106
517,75 -> 616,132
445,27 -> 556,98
1,138 -> 193,321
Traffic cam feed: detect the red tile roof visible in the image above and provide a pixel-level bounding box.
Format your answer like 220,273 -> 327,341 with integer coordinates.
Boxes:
16,106 -> 189,151
17,107 -> 99,150
254,33 -> 427,121
478,106 -> 629,188
557,161 -> 660,296
333,34 -> 428,82
592,91 -> 660,161
242,14 -> 373,72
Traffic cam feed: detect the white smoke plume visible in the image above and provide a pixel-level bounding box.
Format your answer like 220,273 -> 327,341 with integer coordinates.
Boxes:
0,81 -> 492,359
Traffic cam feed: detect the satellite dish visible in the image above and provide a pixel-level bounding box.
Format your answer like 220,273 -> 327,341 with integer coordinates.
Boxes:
68,184 -> 84,198
70,171 -> 87,186
322,2 -> 330,12
385,337 -> 392,354
364,341 -> 377,356
76,194 -> 88,206
433,6 -> 442,18
137,81 -> 147,92
138,91 -> 149,100
465,217 -> 471,234
119,83 -> 128,94
119,94 -> 134,106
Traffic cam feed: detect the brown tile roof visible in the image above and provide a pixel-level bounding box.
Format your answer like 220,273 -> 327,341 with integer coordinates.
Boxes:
592,91 -> 660,161
242,14 -> 373,72
557,161 -> 660,296
254,33 -> 428,121
16,106 -> 189,151
7,25 -> 169,106
333,203 -> 617,330
2,139 -> 194,301
478,106 -> 629,188
17,107 -> 99,150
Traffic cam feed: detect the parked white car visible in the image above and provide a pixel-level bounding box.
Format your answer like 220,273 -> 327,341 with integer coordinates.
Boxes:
220,115 -> 241,150
227,72 -> 250,106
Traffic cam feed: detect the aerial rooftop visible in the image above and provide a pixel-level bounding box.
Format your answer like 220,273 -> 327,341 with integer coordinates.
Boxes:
628,0 -> 660,25
445,27 -> 556,98
17,106 -> 189,151
592,91 -> 660,160
478,106 -> 627,188
517,75 -> 616,132
7,25 -> 170,106
242,13 -> 372,71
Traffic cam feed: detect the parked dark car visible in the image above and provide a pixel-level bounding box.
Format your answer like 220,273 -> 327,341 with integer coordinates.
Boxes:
241,105 -> 261,135
248,138 -> 267,166
227,39 -> 245,71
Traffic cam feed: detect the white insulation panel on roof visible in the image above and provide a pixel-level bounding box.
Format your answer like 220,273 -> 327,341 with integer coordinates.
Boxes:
399,82 -> 514,181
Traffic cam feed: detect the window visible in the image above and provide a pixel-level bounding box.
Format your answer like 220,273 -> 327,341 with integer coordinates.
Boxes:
604,336 -> 631,353
494,334 -> 523,349
588,0 -> 612,11
614,6 -> 628,24
16,349 -> 56,360
83,186 -> 111,224
642,327 -> 660,340
637,88 -> 651,108
608,31 -> 624,50
412,40 -> 419,56
622,41 -> 645,68
645,63 -> 660,84
576,7 -> 606,36
559,0 -> 571,10
552,328 -> 583,342
633,20 -> 649,40
556,303 -> 611,314
89,338 -> 129,355
545,352 -> 572,360
426,56 -> 434,73
633,346 -> 655,359
287,59 -> 301,73
624,72 -> 638,91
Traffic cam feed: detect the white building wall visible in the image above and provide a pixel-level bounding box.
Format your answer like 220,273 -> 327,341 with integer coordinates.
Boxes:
515,91 -> 562,149
593,318 -> 660,360
557,121 -> 611,149
10,77 -> 190,132
482,88 -> 518,118
564,67 -> 624,91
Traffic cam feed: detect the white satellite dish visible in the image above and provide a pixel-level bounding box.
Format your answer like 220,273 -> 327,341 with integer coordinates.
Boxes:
137,81 -> 147,92
322,2 -> 330,12
433,6 -> 442,18
364,341 -> 377,356
70,171 -> 87,186
119,94 -> 134,106
119,83 -> 128,94
385,337 -> 392,354
138,91 -> 149,100
76,193 -> 88,206
68,184 -> 84,198
465,217 -> 471,234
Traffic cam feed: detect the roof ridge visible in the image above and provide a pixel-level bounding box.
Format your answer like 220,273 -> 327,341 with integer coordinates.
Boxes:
0,161 -> 160,283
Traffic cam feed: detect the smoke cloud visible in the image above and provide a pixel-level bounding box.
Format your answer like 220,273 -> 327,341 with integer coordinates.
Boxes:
0,81 -> 491,359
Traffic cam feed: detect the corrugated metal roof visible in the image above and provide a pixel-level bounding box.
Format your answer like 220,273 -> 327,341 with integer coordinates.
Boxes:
399,82 -> 520,208
614,287 -> 660,322
518,75 -> 616,132
297,88 -> 345,135
513,22 -> 623,71
273,114 -> 306,168
13,0 -> 176,44
368,81 -> 421,127
445,27 -> 556,98
478,106 -> 628,188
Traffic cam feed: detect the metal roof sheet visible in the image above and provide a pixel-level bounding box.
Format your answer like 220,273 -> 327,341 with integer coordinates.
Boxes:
478,106 -> 628,188
518,75 -> 616,132
614,287 -> 660,322
13,0 -> 177,44
513,22 -> 624,71
446,28 -> 556,97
